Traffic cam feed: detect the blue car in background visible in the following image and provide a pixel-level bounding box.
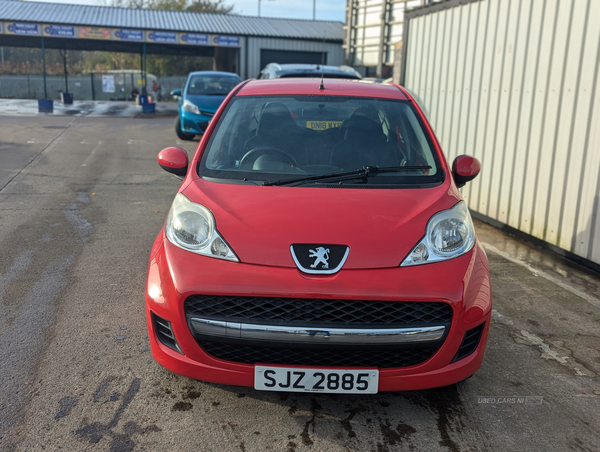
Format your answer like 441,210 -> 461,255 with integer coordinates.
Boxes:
171,71 -> 242,140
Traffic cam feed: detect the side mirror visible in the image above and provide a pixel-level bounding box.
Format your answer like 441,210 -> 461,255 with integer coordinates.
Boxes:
170,89 -> 182,98
452,155 -> 480,188
158,147 -> 188,178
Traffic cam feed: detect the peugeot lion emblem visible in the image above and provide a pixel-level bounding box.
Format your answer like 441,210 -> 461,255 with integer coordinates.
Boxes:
309,247 -> 330,269
290,244 -> 349,275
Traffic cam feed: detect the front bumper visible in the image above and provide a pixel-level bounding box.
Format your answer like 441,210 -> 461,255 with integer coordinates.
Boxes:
180,109 -> 211,135
146,234 -> 492,391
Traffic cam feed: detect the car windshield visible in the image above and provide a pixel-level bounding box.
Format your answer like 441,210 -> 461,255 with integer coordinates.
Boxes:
199,95 -> 443,187
187,75 -> 241,95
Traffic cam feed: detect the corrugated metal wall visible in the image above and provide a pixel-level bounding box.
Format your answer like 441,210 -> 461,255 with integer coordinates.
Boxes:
402,0 -> 600,266
242,37 -> 344,79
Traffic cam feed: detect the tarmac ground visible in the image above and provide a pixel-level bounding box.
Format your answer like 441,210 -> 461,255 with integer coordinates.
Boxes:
0,103 -> 599,452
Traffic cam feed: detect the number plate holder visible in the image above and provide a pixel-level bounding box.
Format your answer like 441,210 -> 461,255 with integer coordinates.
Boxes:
254,366 -> 379,394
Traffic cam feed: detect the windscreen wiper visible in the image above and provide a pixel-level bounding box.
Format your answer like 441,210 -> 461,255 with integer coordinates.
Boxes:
263,165 -> 431,187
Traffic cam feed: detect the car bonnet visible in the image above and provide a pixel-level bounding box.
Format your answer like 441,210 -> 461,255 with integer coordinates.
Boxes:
179,178 -> 461,270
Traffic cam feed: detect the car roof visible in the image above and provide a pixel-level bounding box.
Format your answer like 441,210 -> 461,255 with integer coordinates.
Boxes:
237,78 -> 409,101
188,71 -> 241,77
266,63 -> 361,78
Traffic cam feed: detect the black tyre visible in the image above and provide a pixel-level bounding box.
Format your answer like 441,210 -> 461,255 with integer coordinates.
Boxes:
175,116 -> 195,141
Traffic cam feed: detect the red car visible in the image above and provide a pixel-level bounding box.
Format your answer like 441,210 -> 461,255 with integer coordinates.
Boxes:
147,78 -> 491,393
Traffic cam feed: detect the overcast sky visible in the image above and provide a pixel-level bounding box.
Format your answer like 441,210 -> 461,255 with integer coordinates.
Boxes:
26,0 -> 347,22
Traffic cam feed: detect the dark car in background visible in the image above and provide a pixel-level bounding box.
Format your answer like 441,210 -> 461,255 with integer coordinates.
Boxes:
171,71 -> 242,140
259,63 -> 362,80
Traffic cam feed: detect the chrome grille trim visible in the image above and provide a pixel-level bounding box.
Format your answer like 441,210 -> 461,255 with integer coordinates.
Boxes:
190,317 -> 445,344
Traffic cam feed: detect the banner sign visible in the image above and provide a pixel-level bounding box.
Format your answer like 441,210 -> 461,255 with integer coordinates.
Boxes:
0,22 -> 240,47
5,23 -> 39,36
147,31 -> 177,44
180,32 -> 209,46
113,29 -> 144,41
79,26 -> 111,40
43,24 -> 76,38
212,35 -> 240,47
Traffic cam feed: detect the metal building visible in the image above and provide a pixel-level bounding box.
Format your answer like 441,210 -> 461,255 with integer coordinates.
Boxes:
401,0 -> 600,269
344,0 -> 441,78
0,0 -> 344,79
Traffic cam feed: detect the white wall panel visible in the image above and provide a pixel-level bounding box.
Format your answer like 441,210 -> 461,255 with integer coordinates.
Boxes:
532,0 -> 570,241
462,0 -> 487,207
495,0 -> 524,224
507,0 -> 544,230
574,0 -> 600,261
454,2 -> 477,190
519,0 -> 557,237
427,9 -> 445,130
403,0 -> 600,267
557,0 -> 594,251
448,3 -> 468,165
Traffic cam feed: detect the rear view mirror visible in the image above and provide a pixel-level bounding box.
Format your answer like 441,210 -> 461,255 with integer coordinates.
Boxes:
452,155 -> 480,188
158,147 -> 188,178
170,89 -> 182,98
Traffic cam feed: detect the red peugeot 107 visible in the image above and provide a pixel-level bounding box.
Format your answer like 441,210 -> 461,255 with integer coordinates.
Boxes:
146,78 -> 491,393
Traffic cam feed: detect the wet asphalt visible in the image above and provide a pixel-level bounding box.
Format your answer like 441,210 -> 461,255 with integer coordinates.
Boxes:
0,107 -> 599,452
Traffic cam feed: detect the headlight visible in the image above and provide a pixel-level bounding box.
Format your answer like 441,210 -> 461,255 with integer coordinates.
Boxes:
183,99 -> 200,114
401,201 -> 475,267
166,194 -> 238,261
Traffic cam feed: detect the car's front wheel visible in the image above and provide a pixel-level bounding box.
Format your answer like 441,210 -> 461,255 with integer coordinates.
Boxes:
175,116 -> 195,141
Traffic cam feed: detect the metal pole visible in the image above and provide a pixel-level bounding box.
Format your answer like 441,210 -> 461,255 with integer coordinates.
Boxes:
313,0 -> 316,20
60,48 -> 68,93
258,0 -> 260,17
143,42 -> 147,91
90,72 -> 96,100
41,36 -> 47,100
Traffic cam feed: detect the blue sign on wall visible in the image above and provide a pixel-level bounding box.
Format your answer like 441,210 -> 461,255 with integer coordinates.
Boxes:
43,25 -> 76,38
212,35 -> 240,47
114,29 -> 144,41
147,31 -> 178,44
180,33 -> 209,45
6,23 -> 40,36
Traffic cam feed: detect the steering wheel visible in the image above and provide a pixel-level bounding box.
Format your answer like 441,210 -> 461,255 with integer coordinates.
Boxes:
239,146 -> 298,169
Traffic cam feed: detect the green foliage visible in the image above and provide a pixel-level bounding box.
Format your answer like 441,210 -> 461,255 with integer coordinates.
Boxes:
105,0 -> 234,14
0,48 -> 87,75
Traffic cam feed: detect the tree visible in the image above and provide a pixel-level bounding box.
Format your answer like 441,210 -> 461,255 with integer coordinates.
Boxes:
103,0 -> 234,14
183,0 -> 234,14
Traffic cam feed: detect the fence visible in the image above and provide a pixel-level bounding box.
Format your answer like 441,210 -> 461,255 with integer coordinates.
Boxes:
0,73 -> 188,101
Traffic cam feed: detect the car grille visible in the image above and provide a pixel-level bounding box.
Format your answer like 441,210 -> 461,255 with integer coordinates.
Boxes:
184,295 -> 452,326
186,295 -> 450,368
197,340 -> 438,368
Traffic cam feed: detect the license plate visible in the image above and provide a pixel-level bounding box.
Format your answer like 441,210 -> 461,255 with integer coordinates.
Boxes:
255,366 -> 379,394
